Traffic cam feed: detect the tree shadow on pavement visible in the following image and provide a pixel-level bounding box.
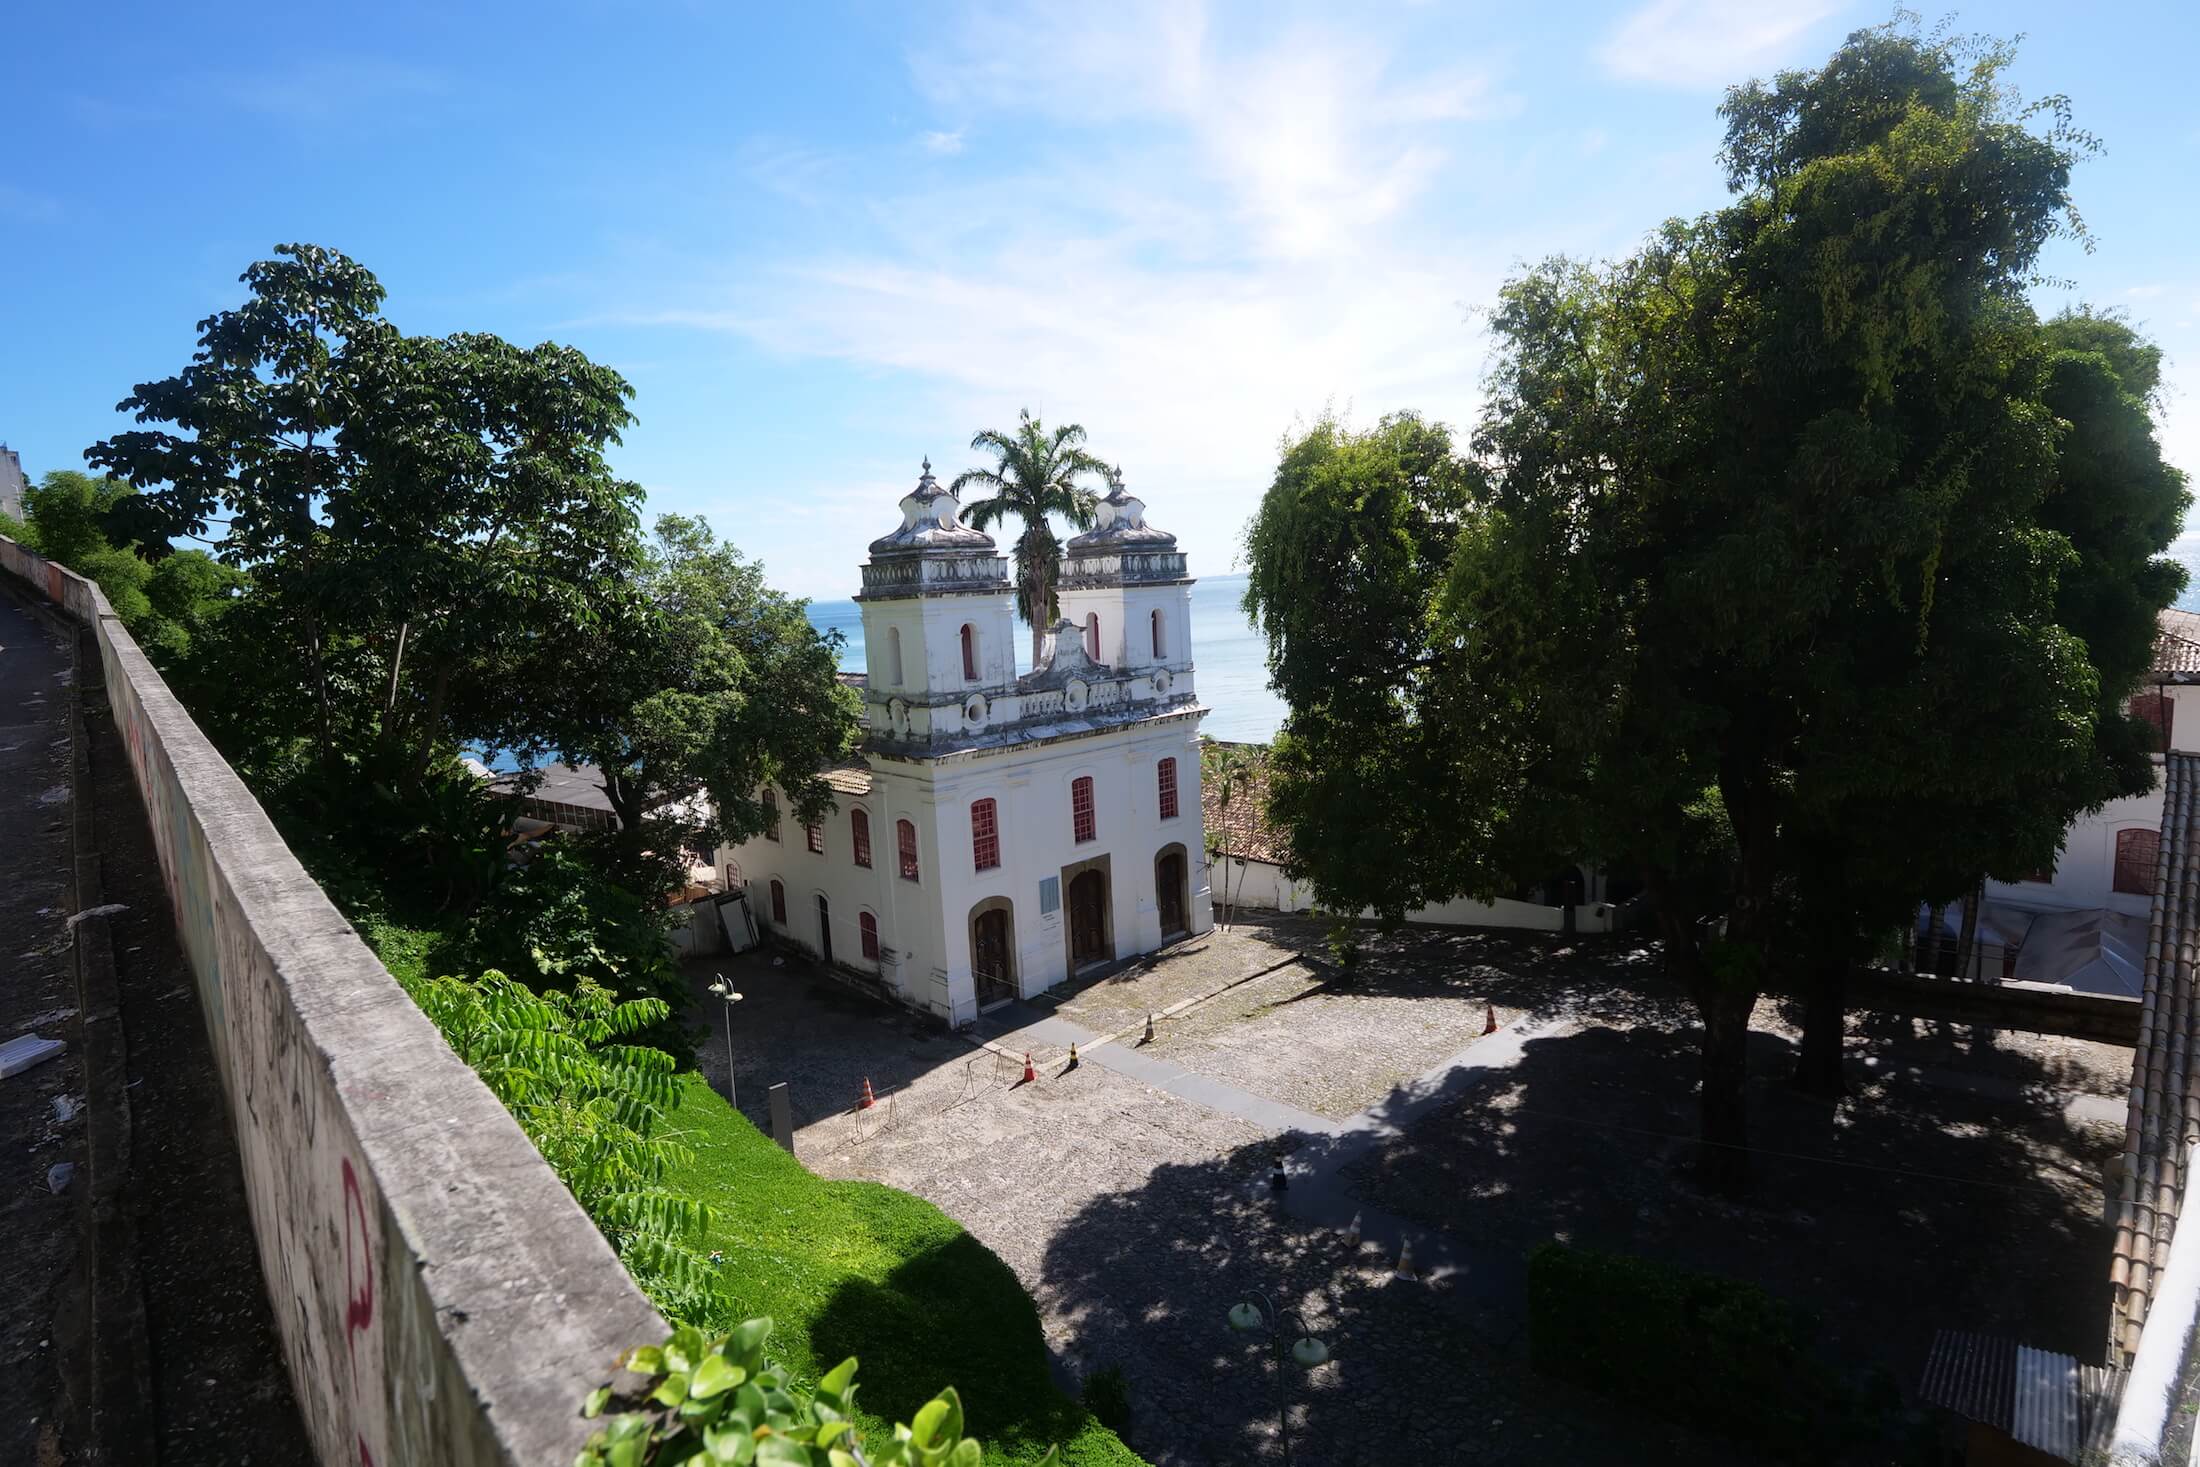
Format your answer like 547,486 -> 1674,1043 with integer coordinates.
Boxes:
1036,994 -> 2117,1466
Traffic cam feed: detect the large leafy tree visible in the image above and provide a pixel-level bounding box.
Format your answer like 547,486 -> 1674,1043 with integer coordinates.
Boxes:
1245,24 -> 2163,1179
89,243 -> 387,757
950,410 -> 1108,667
520,514 -> 863,888
84,244 -> 647,782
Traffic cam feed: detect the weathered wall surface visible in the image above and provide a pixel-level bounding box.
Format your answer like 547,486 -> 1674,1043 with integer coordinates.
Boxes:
0,537 -> 664,1465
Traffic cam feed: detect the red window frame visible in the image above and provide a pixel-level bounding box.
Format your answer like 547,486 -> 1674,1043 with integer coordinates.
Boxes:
1151,608 -> 1164,659
2132,692 -> 2174,753
897,818 -> 920,881
769,879 -> 786,925
1084,614 -> 1100,662
851,808 -> 872,868
860,911 -> 880,961
972,798 -> 1001,871
2115,827 -> 2161,897
763,788 -> 780,841
806,821 -> 824,855
1072,776 -> 1096,843
962,623 -> 977,682
1157,757 -> 1179,820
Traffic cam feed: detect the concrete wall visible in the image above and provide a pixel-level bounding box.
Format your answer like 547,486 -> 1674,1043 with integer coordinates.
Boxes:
0,537 -> 664,1466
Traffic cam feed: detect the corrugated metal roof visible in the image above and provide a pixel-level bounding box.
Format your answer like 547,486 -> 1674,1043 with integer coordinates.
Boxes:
1919,1331 -> 2105,1462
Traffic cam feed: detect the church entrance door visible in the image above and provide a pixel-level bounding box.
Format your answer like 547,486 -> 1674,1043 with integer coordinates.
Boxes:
1156,850 -> 1187,937
1069,869 -> 1110,970
972,906 -> 1016,1009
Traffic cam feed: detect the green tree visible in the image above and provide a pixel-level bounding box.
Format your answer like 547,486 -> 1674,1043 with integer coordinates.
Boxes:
89,243 -> 389,759
519,514 -> 863,890
951,411 -> 1108,667
1244,24 -> 2147,1177
11,469 -> 243,661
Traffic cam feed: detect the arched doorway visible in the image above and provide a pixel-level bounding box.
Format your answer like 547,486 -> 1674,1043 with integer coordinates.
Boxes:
1156,845 -> 1189,937
1068,868 -> 1111,970
970,900 -> 1017,1009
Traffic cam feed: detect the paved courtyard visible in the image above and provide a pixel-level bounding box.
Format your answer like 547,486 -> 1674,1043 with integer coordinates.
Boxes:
686,915 -> 2130,1465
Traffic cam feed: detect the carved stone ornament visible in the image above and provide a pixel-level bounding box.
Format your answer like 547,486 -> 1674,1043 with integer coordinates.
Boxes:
1064,679 -> 1089,712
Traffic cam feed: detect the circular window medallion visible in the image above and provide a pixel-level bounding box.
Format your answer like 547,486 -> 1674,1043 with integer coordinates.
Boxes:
889,697 -> 910,736
965,694 -> 988,725
1152,667 -> 1172,695
1065,679 -> 1089,712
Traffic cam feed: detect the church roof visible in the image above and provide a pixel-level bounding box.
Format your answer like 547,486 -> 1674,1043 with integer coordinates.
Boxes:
867,460 -> 996,556
821,757 -> 874,798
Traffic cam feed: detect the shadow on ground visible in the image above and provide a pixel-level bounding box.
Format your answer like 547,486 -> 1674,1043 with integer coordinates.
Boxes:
1036,970 -> 2116,1466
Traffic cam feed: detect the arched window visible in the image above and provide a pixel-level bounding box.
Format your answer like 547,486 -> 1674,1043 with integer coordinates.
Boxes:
1071,775 -> 1096,843
961,623 -> 978,682
897,818 -> 920,882
723,860 -> 742,888
2116,827 -> 2161,896
1084,612 -> 1101,662
805,821 -> 824,855
1157,757 -> 1179,819
887,626 -> 904,687
859,911 -> 880,961
769,878 -> 786,925
971,798 -> 1000,871
1151,608 -> 1165,659
850,808 -> 872,868
762,788 -> 780,841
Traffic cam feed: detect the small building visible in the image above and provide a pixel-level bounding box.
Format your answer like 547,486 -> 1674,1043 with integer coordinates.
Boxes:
0,443 -> 26,522
717,462 -> 1212,1027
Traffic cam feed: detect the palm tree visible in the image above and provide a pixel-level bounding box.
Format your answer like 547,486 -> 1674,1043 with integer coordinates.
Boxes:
951,410 -> 1109,667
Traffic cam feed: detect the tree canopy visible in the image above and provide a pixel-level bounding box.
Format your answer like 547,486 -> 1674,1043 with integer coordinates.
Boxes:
1242,22 -> 2187,1175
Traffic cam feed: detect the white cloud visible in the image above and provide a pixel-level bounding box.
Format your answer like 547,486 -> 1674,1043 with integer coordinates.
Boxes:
1597,0 -> 1844,89
918,130 -> 966,155
2127,283 -> 2169,299
606,2 -> 1515,594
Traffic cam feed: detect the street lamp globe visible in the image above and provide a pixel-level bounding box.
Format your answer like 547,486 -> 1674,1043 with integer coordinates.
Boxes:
1290,1335 -> 1331,1368
1227,1302 -> 1265,1334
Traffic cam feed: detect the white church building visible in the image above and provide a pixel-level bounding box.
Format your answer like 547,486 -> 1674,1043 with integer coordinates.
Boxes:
717,462 -> 1212,1027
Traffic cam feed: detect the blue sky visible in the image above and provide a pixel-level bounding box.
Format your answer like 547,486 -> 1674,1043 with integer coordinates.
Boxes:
4,1 -> 2196,599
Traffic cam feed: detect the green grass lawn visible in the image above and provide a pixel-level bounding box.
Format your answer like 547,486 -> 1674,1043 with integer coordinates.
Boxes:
666,1073 -> 1142,1467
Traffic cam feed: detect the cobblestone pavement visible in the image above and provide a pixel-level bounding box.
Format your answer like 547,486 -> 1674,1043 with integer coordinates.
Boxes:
1035,925 -> 1299,1039
682,947 -> 1735,1464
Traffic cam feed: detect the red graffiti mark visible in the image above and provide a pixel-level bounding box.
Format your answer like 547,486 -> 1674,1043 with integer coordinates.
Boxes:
342,1157 -> 374,1376
359,1436 -> 375,1467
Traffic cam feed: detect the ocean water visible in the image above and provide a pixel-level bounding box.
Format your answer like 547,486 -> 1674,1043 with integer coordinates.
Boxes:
805,572 -> 1287,744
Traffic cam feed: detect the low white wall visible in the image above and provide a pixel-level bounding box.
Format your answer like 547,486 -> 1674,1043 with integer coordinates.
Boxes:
1216,856 -> 1622,933
2,537 -> 662,1465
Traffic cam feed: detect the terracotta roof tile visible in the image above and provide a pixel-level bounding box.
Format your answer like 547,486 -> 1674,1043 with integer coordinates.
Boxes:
821,759 -> 874,798
2152,609 -> 2200,679
2114,750 -> 2200,1363
1199,741 -> 1289,866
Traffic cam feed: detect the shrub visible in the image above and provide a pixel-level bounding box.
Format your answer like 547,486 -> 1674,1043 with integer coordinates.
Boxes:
1080,1368 -> 1131,1434
1526,1243 -> 1858,1460
408,969 -> 729,1325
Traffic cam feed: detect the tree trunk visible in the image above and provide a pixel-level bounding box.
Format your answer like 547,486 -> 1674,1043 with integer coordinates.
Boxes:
1696,987 -> 1753,1188
1954,881 -> 1982,982
1793,948 -> 1848,1098
1924,903 -> 1948,975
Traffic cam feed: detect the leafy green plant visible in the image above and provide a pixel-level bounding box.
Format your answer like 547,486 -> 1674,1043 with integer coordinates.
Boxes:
409,969 -> 728,1325
1076,1370 -> 1129,1436
580,1317 -> 1051,1467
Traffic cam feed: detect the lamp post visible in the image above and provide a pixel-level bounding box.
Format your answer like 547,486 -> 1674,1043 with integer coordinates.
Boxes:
708,975 -> 744,1106
1225,1289 -> 1331,1465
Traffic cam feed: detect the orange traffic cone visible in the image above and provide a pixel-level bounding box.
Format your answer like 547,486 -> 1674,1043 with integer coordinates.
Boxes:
1482,1003 -> 1498,1036
1021,1053 -> 1038,1084
1395,1238 -> 1418,1281
859,1077 -> 876,1110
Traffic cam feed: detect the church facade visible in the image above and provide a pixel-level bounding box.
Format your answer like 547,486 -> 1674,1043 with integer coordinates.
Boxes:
717,462 -> 1212,1027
